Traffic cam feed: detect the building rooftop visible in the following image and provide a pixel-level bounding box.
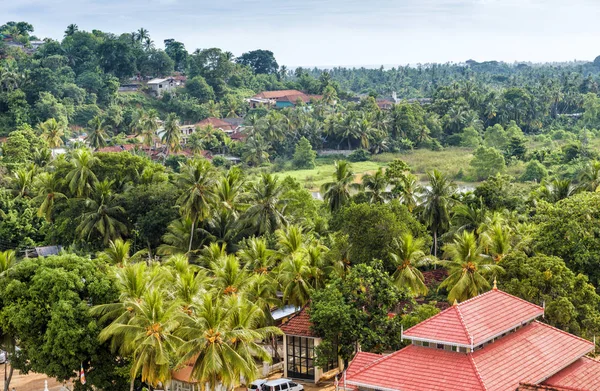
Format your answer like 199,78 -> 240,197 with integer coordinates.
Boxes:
279,307 -> 315,337
346,288 -> 596,391
254,89 -> 306,99
403,288 -> 544,348
543,356 -> 600,390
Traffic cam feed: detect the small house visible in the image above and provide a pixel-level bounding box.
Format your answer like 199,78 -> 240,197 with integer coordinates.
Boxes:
279,307 -> 342,383
147,78 -> 180,96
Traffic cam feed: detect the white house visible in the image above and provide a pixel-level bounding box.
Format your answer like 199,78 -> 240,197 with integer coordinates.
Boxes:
147,78 -> 180,96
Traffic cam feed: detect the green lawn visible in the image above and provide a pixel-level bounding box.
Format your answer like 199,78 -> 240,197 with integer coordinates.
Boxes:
269,146 -> 534,191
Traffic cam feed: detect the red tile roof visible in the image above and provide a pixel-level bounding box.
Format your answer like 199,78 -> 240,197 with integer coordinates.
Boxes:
254,90 -> 305,99
195,117 -> 235,131
403,288 -> 544,347
474,321 -> 594,391
279,307 -> 314,337
346,345 -> 486,391
346,352 -> 383,377
347,321 -> 594,391
543,356 -> 600,390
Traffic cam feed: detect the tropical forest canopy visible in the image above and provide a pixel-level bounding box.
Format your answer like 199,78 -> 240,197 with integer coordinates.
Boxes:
2,20 -> 600,391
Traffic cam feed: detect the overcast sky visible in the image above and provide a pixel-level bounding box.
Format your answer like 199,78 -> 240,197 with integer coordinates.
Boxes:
5,0 -> 600,67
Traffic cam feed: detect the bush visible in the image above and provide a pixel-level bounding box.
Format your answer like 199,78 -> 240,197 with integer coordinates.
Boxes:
520,160 -> 548,182
211,155 -> 227,167
470,145 -> 506,181
292,137 -> 317,169
348,149 -> 371,162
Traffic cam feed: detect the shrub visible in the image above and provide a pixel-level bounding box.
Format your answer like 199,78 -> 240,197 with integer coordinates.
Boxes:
520,160 -> 548,182
348,149 -> 371,162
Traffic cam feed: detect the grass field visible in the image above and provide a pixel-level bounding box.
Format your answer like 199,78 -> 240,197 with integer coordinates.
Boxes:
267,146 -> 534,191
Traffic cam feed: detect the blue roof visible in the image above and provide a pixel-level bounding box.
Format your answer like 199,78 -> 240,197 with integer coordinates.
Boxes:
271,305 -> 301,321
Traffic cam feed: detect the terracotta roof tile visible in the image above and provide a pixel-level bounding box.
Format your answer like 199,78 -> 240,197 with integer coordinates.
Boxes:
543,356 -> 600,391
403,289 -> 544,347
347,321 -> 593,391
346,345 -> 486,391
473,321 -> 594,391
346,352 -> 383,377
254,90 -> 305,99
279,307 -> 314,337
195,117 -> 235,131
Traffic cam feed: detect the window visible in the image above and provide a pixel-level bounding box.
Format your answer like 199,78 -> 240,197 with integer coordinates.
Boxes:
286,336 -> 315,380
437,344 -> 444,350
159,84 -> 163,88
422,341 -> 430,347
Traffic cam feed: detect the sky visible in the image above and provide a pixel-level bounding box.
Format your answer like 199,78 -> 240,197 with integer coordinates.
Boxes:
4,0 -> 600,67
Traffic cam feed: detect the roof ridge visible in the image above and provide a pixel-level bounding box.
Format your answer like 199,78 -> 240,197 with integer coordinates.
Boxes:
347,352 -> 385,376
492,289 -> 544,311
457,288 -> 496,306
455,304 -> 474,346
468,353 -> 489,391
533,320 -> 594,347
403,303 -> 460,334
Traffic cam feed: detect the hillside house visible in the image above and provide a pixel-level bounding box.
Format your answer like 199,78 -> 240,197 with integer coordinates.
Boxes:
148,77 -> 182,96
342,286 -> 600,391
249,90 -> 322,109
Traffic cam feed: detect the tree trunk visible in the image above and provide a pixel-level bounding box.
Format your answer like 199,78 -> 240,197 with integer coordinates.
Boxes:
129,377 -> 135,391
433,230 -> 438,259
4,363 -> 13,391
188,219 -> 195,253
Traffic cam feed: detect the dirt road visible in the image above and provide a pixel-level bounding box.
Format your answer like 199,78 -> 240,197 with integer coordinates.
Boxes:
0,365 -> 63,391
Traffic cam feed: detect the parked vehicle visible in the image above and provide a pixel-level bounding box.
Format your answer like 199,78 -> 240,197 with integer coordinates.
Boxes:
247,379 -> 267,391
0,350 -> 6,364
262,379 -> 303,391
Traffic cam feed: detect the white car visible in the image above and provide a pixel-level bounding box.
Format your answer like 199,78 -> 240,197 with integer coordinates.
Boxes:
263,379 -> 303,391
0,350 -> 6,364
247,379 -> 266,391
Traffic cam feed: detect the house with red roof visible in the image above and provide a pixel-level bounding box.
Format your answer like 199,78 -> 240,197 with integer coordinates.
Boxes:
279,307 -> 342,383
342,286 -> 600,391
249,90 -> 323,109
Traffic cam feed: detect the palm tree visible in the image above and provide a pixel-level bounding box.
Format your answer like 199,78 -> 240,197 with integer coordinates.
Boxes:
162,113 -> 182,156
399,174 -> 420,213
97,238 -> 146,267
421,169 -> 456,256
32,172 -> 66,222
64,24 -> 78,36
390,233 -> 431,297
11,167 -> 34,198
321,160 -> 356,212
278,255 -> 313,307
208,254 -> 252,296
238,237 -> 277,274
157,218 -> 195,256
538,179 -> 577,203
135,109 -> 160,148
243,135 -> 271,166
362,168 -> 389,204
0,250 -> 17,276
38,118 -> 64,148
66,148 -> 99,197
78,180 -> 128,245
244,174 -> 286,236
579,160 -> 600,191
32,147 -> 52,167
177,159 -> 216,252
438,231 -> 503,303
136,28 -> 149,43
176,294 -> 280,389
99,289 -> 182,388
86,116 -> 109,150
276,225 -> 306,257
479,222 -> 512,263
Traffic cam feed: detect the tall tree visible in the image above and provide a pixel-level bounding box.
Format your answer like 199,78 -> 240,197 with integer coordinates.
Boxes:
177,159 -> 216,252
421,169 -> 456,256
66,148 -> 99,197
38,118 -> 64,148
439,231 -> 503,303
162,113 -> 182,156
86,116 -> 109,150
321,160 -> 356,212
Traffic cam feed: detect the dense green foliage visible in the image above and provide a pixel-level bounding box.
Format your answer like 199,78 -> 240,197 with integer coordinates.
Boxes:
3,19 -> 600,391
